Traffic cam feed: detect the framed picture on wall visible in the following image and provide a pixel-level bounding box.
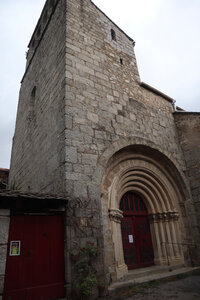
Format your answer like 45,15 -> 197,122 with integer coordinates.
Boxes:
10,241 -> 21,256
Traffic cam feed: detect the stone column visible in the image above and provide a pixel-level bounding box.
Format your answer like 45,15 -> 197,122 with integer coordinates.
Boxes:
163,212 -> 175,263
168,211 -> 181,259
109,208 -> 128,280
157,213 -> 168,264
149,214 -> 163,265
173,211 -> 184,259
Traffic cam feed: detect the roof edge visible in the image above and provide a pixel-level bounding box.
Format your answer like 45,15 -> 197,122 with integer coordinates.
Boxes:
0,168 -> 9,172
0,190 -> 68,201
173,111 -> 200,115
141,82 -> 175,104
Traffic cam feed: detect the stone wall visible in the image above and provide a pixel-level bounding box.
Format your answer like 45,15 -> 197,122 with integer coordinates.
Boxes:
64,0 -> 196,287
8,0 -> 200,297
9,0 -> 66,194
64,0 -> 187,199
0,209 -> 10,298
174,112 -> 200,258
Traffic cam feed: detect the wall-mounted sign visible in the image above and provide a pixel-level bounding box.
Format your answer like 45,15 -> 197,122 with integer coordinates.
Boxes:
128,235 -> 134,243
10,241 -> 21,256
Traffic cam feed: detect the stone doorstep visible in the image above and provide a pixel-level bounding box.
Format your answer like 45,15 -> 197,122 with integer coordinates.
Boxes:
108,265 -> 200,297
120,264 -> 184,281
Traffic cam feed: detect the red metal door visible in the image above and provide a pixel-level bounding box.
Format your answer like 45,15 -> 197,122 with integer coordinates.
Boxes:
3,215 -> 65,300
120,192 -> 154,269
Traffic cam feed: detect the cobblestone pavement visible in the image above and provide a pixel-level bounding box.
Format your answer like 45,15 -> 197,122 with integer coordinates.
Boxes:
124,275 -> 200,300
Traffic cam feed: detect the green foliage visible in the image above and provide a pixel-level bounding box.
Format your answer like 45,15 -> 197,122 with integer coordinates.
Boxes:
77,274 -> 97,297
71,245 -> 98,299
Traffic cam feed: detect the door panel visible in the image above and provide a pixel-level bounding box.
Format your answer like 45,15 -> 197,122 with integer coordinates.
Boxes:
121,217 -> 137,269
3,215 -> 65,300
120,192 -> 154,269
134,216 -> 154,268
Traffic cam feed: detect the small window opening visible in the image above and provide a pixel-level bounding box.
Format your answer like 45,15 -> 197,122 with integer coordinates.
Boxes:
111,29 -> 116,41
32,39 -> 35,48
43,10 -> 48,23
28,87 -> 36,123
120,58 -> 123,65
31,86 -> 36,105
37,25 -> 41,37
50,0 -> 55,7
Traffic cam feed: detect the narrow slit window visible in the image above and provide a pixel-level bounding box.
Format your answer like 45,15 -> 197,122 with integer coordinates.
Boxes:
30,86 -> 36,106
111,29 -> 116,41
50,0 -> 55,6
37,25 -> 41,37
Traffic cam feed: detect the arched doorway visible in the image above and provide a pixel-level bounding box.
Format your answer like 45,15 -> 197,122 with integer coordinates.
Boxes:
120,192 -> 154,269
101,146 -> 187,280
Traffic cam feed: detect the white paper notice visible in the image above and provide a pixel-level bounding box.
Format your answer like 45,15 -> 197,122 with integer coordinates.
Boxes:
128,235 -> 134,243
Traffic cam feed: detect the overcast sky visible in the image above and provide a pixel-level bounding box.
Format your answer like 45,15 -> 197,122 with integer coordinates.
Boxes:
0,0 -> 200,168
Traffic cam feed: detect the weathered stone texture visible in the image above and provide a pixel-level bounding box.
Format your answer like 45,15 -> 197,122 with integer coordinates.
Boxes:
174,112 -> 200,240
64,0 -> 186,201
9,0 -> 66,194
8,0 -> 200,298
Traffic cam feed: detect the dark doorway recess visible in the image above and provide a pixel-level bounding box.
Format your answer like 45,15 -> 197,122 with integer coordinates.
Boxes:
120,192 -> 154,269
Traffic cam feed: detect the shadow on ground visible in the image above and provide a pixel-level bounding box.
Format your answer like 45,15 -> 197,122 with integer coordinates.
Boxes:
118,270 -> 200,300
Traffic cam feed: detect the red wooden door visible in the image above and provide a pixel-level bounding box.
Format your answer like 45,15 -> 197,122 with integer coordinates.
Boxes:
3,215 -> 65,300
121,217 -> 137,269
120,193 -> 154,269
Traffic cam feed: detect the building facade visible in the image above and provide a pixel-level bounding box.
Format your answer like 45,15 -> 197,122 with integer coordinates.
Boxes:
1,0 -> 200,299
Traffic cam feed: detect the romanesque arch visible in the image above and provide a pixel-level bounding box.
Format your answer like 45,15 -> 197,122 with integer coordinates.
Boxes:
100,145 -> 190,280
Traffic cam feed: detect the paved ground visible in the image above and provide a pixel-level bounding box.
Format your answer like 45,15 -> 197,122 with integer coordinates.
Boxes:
124,275 -> 200,300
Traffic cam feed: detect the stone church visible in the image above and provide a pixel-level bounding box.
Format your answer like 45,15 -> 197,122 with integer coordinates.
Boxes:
1,0 -> 200,299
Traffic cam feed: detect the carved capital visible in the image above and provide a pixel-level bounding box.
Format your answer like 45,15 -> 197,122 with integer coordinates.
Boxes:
166,210 -> 180,221
148,213 -> 158,223
109,208 -> 123,223
149,210 -> 180,223
173,210 -> 180,221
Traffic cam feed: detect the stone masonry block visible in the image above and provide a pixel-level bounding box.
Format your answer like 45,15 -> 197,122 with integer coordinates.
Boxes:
82,153 -> 98,166
0,217 -> 10,244
87,112 -> 99,123
0,246 -> 7,275
74,181 -> 88,198
65,147 -> 77,163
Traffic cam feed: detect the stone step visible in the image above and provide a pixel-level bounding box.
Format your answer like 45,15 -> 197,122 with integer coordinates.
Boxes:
108,266 -> 200,299
123,264 -> 184,281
